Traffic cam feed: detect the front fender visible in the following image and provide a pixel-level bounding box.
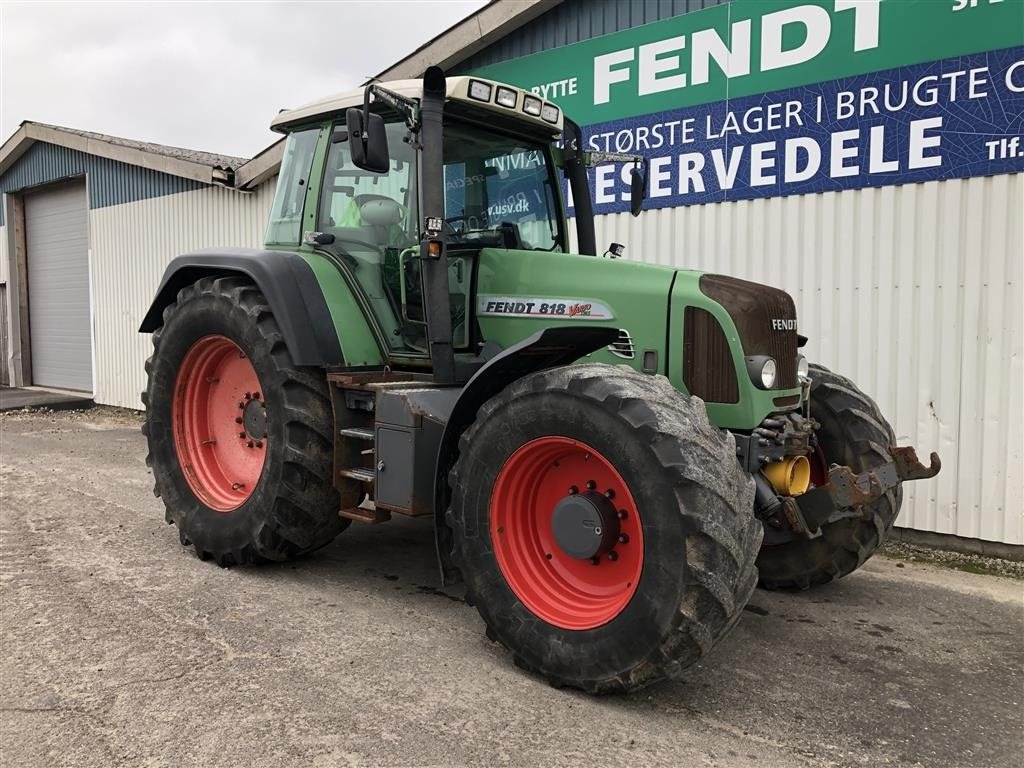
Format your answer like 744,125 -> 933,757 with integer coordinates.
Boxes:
138,248 -> 343,367
433,325 -> 620,583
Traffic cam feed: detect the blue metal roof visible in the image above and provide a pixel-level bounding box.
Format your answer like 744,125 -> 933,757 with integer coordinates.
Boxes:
0,141 -> 207,226
454,0 -> 730,72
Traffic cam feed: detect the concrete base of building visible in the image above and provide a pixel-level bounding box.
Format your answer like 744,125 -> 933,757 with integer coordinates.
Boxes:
890,526 -> 1023,563
0,386 -> 94,412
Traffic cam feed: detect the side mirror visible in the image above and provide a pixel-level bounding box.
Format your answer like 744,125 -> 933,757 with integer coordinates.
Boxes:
346,106 -> 389,173
629,161 -> 648,217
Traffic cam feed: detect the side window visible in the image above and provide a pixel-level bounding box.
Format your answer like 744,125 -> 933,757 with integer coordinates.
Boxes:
317,121 -> 417,249
265,128 -> 319,246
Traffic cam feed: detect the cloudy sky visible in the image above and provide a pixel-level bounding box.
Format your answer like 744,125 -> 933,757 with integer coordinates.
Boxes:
1,0 -> 487,159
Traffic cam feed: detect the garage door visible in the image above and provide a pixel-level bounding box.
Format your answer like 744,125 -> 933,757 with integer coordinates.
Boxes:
25,182 -> 93,392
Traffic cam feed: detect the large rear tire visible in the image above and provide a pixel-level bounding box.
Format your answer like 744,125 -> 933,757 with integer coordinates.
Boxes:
143,276 -> 347,565
447,364 -> 760,693
756,364 -> 902,589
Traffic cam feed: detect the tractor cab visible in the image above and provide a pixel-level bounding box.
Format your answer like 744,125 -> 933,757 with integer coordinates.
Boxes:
267,72 -> 642,375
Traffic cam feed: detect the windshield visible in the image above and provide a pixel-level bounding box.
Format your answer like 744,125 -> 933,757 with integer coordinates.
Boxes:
442,122 -> 563,251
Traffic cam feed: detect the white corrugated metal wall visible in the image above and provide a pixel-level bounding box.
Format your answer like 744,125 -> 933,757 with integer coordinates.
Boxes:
578,174 -> 1023,545
89,180 -> 276,410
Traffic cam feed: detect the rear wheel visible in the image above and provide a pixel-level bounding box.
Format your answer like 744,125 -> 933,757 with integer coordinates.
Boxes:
756,364 -> 901,589
143,276 -> 347,565
448,364 -> 760,693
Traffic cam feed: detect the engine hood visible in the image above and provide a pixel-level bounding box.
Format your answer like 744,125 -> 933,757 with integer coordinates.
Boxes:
473,248 -> 677,369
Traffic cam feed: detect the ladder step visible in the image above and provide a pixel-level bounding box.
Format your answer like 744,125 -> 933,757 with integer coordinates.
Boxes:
340,506 -> 390,524
339,466 -> 376,483
339,427 -> 374,441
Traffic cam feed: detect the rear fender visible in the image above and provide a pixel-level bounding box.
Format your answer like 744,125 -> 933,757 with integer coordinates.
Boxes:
138,248 -> 344,366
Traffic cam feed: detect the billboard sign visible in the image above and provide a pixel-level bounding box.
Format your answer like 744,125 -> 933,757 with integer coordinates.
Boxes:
470,0 -> 1024,213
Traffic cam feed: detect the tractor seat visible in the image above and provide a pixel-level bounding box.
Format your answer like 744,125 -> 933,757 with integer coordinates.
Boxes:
359,198 -> 404,246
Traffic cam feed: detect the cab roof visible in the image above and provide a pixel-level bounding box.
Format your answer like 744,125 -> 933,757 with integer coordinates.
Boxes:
270,75 -> 564,137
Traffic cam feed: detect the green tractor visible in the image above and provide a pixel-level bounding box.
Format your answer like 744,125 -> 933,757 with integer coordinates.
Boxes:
140,67 -> 939,693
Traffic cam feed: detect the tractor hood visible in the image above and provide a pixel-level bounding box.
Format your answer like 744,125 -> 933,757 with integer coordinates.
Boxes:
474,248 -> 676,369
474,248 -> 803,430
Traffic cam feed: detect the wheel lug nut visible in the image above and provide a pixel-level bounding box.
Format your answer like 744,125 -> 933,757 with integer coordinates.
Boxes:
253,392 -> 260,400
244,392 -> 252,400
589,557 -> 600,565
586,480 -> 597,490
235,417 -> 243,424
617,509 -> 628,520
568,485 -> 578,495
238,432 -> 246,439
237,401 -> 245,409
255,440 -> 263,448
247,440 -> 254,448
605,489 -> 615,499
618,533 -> 629,544
608,551 -> 619,562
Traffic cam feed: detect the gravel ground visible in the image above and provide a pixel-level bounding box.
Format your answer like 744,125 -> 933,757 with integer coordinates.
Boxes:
1,408 -> 1022,768
880,541 -> 1024,580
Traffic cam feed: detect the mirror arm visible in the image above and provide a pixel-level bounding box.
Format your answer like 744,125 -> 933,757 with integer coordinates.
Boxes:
582,150 -> 645,167
363,84 -> 418,129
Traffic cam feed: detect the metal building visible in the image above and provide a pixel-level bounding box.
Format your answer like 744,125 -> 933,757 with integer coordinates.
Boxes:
0,123 -> 278,406
372,0 -> 1024,548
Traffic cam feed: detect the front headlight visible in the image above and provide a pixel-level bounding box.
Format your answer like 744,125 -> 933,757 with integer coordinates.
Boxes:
745,355 -> 777,389
797,355 -> 809,380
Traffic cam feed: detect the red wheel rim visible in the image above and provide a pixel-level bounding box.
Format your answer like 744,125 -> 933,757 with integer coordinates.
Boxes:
490,437 -> 644,630
172,335 -> 267,512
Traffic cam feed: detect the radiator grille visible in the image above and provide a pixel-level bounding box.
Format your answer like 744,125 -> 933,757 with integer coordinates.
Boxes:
698,274 -> 798,390
683,306 -> 739,403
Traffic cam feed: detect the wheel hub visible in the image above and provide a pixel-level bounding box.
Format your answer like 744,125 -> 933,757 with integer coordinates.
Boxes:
551,490 -> 620,560
241,394 -> 267,441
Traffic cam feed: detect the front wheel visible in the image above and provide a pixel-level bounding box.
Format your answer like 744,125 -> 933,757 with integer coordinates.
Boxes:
756,364 -> 902,589
142,276 -> 347,565
447,364 -> 760,693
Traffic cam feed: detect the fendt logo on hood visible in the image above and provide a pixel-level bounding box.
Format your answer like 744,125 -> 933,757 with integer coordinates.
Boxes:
771,318 -> 798,331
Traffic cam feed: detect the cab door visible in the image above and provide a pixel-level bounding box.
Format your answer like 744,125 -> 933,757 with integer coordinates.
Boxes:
314,118 -> 428,357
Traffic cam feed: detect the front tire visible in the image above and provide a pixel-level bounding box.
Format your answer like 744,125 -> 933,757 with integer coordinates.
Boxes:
756,364 -> 902,589
448,364 -> 760,693
143,276 -> 347,565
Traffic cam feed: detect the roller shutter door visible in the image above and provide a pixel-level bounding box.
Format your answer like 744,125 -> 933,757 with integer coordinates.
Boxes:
25,182 -> 93,392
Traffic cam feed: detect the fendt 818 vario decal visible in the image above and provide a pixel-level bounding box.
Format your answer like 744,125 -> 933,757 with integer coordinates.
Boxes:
140,68 -> 939,693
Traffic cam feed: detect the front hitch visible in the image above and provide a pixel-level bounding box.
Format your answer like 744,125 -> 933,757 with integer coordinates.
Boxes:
788,446 -> 941,535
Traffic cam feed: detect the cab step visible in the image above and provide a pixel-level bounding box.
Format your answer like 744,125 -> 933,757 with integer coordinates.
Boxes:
339,506 -> 391,524
339,466 -> 375,483
339,427 -> 374,441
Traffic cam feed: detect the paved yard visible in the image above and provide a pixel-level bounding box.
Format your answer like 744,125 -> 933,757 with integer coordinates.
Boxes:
1,408 -> 1021,768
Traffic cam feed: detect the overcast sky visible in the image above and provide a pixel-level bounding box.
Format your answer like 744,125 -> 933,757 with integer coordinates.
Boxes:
0,0 -> 488,159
